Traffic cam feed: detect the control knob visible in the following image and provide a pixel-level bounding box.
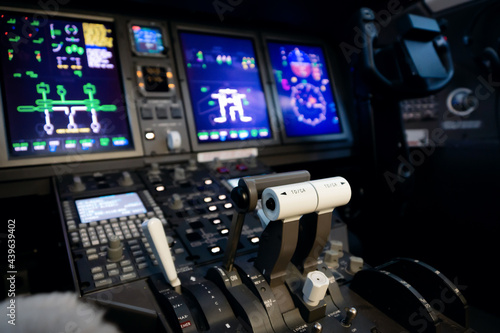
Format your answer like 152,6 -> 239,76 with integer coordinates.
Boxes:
167,131 -> 182,151
446,87 -> 479,116
107,235 -> 123,262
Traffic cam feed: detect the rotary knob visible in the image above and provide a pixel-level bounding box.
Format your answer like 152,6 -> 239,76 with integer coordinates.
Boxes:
107,235 -> 123,262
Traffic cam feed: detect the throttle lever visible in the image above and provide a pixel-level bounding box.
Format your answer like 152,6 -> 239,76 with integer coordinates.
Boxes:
142,217 -> 181,289
262,177 -> 351,275
223,170 -> 310,272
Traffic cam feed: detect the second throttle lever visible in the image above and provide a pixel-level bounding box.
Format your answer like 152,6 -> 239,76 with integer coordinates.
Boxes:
222,170 -> 310,272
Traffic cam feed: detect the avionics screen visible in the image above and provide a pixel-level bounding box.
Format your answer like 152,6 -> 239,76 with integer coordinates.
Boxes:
178,31 -> 273,144
0,11 -> 134,157
267,41 -> 342,138
131,25 -> 165,55
75,192 -> 147,223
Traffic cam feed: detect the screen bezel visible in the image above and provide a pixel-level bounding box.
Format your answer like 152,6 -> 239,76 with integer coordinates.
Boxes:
0,7 -> 144,168
261,33 -> 352,145
171,23 -> 281,152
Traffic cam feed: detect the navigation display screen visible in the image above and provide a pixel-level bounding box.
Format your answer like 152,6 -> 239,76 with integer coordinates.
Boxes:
0,11 -> 134,158
178,31 -> 273,144
266,41 -> 342,138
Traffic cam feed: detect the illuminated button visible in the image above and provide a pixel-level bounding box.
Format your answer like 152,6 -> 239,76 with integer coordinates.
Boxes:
219,228 -> 229,235
218,194 -> 226,200
249,236 -> 260,244
217,167 -> 229,174
208,205 -> 217,212
211,218 -> 221,225
224,203 -> 233,209
236,164 -> 248,171
204,179 -> 213,185
140,105 -> 154,119
145,131 -> 155,140
203,197 -> 212,203
209,246 -> 222,255
155,185 -> 165,192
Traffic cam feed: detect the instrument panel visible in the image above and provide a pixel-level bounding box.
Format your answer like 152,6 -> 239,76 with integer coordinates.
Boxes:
0,6 -> 353,173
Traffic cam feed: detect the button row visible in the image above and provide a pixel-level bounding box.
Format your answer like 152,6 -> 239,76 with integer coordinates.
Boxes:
140,104 -> 182,120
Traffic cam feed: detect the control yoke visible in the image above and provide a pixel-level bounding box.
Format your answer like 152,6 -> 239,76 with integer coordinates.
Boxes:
358,8 -> 454,95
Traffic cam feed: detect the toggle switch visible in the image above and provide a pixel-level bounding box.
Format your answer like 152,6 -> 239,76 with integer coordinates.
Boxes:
118,171 -> 134,187
168,193 -> 184,210
69,175 -> 86,192
311,322 -> 323,333
341,307 -> 357,327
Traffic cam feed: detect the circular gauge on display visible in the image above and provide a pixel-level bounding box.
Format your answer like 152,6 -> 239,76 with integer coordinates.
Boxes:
289,48 -> 312,78
290,83 -> 327,126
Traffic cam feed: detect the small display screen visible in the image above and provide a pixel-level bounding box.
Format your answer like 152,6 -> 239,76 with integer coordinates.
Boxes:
178,31 -> 273,144
0,11 -> 134,157
75,192 -> 147,223
267,41 -> 342,138
141,66 -> 169,92
131,25 -> 165,55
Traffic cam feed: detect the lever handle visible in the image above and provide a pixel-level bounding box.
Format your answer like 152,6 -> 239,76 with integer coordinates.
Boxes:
142,217 -> 181,287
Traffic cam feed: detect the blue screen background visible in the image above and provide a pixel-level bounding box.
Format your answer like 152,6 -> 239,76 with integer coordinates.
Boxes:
179,31 -> 273,143
267,42 -> 342,138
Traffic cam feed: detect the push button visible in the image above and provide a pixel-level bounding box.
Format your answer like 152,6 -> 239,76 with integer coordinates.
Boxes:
140,105 -> 154,120
156,105 -> 168,119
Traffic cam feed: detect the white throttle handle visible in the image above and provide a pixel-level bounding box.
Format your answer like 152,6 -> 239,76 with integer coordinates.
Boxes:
142,217 -> 181,287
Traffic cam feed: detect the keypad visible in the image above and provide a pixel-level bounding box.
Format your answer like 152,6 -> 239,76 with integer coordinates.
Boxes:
61,190 -> 174,293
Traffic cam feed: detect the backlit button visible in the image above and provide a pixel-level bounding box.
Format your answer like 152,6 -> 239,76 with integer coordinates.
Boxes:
217,167 -> 229,174
209,246 -> 222,255
236,164 -> 248,171
145,131 -> 155,140
219,228 -> 229,235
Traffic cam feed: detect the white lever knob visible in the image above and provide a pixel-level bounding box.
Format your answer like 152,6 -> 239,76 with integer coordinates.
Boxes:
142,217 -> 181,287
302,271 -> 329,306
349,256 -> 364,274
